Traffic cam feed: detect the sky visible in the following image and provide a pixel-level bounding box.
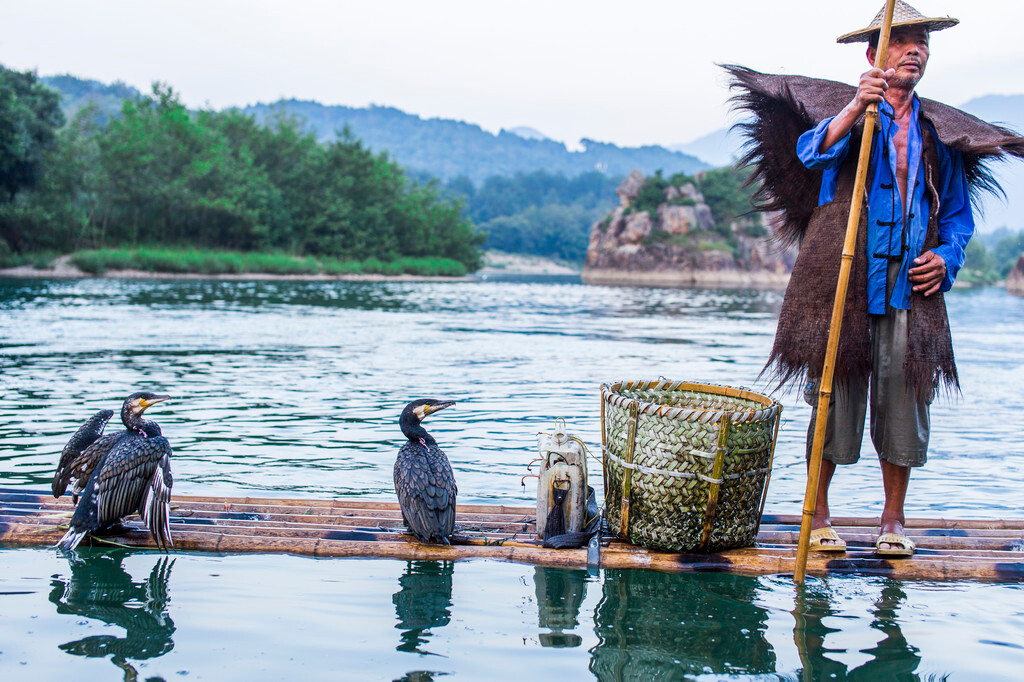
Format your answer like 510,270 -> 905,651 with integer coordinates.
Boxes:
2,1 -> 1023,148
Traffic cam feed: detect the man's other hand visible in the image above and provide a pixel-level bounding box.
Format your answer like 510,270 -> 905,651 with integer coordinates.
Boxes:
909,250 -> 947,296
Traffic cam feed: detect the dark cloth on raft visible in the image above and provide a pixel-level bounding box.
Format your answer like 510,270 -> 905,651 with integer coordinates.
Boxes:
723,65 -> 1024,401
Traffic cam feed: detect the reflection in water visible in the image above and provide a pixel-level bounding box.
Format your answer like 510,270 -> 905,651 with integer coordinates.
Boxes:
49,549 -> 175,681
589,570 -> 775,679
534,567 -> 587,648
794,579 -> 924,680
392,561 -> 454,656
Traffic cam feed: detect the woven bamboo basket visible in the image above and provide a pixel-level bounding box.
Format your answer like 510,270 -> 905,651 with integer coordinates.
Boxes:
601,379 -> 782,553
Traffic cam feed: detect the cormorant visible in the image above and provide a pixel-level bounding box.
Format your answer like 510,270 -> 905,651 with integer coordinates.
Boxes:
56,392 -> 174,551
52,409 -> 115,502
394,399 -> 458,544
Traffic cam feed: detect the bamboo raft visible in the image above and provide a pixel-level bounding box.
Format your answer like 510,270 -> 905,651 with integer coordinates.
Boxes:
2,488 -> 1023,581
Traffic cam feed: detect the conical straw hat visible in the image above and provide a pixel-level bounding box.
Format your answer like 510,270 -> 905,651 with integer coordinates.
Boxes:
836,1 -> 958,44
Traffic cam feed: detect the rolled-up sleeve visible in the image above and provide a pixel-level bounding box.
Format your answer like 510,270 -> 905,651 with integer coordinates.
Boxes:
797,117 -> 851,169
797,117 -> 852,205
930,142 -> 975,290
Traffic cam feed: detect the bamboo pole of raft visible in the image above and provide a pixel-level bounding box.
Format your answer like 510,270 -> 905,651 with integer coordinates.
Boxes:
794,0 -> 898,584
4,522 -> 1023,581
3,490 -> 1023,580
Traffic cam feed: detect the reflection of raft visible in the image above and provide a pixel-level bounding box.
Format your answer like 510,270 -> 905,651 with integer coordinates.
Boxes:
2,488 -> 1023,581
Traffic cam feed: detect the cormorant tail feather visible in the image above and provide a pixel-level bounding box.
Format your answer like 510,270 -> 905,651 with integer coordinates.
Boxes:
56,528 -> 88,551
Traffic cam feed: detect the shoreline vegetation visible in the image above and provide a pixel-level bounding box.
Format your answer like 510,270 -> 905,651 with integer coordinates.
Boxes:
0,249 -> 580,280
0,249 -> 469,280
0,68 -> 484,276
6,66 -> 1022,290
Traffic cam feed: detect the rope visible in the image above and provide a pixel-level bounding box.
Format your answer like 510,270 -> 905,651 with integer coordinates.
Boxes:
602,447 -> 770,484
601,379 -> 781,424
569,435 -> 604,470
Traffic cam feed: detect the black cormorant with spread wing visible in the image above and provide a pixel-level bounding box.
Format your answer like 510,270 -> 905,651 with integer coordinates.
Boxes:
394,399 -> 457,544
53,409 -> 115,502
56,392 -> 174,551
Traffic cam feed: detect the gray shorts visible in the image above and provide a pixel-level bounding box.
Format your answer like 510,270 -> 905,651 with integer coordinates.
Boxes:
804,282 -> 931,468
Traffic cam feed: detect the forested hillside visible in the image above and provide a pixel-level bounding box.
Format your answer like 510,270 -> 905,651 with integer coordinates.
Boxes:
442,170 -> 619,263
39,74 -> 709,184
1,66 -> 482,273
14,70 -> 769,268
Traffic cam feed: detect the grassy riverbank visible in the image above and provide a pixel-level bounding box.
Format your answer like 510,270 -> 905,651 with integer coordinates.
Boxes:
2,248 -> 469,278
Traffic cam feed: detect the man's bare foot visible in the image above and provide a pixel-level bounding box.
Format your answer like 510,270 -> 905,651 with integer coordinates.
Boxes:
877,517 -> 912,552
811,513 -> 844,548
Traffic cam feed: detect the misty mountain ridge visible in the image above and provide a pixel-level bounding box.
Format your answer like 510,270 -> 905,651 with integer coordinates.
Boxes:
37,72 -> 1024,230
240,98 -> 709,184
39,73 -> 708,184
672,94 -> 1024,232
507,126 -> 550,141
670,126 -> 746,168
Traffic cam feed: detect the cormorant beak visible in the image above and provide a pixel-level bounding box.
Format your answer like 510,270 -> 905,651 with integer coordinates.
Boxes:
139,395 -> 171,411
422,400 -> 456,417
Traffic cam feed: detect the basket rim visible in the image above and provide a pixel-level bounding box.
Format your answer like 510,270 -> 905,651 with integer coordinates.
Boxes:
601,378 -> 781,423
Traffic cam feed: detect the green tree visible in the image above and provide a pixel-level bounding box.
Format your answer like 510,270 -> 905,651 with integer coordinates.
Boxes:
481,204 -> 593,261
3,78 -> 484,270
697,166 -> 757,226
0,65 -> 65,251
0,105 -> 105,253
993,231 -> 1024,277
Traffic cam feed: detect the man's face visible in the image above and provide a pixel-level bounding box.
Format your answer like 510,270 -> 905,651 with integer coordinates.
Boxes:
868,26 -> 930,89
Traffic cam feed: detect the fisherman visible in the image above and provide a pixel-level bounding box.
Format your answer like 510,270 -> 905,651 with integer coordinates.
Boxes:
726,2 -> 1024,556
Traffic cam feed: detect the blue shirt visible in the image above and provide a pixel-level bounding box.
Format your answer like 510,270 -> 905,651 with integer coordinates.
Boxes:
796,97 -> 974,314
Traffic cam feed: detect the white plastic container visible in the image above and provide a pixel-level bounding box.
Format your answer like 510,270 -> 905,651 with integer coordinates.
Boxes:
535,419 -> 588,539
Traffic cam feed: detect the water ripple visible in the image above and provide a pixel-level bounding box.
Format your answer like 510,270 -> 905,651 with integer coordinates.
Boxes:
1,276 -> 1022,515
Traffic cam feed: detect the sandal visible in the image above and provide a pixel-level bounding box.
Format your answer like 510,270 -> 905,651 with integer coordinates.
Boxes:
875,533 -> 915,557
809,526 -> 847,553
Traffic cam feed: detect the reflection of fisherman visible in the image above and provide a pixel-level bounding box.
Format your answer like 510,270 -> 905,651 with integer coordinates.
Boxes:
49,550 -> 176,677
728,2 -> 1024,556
793,579 -> 921,678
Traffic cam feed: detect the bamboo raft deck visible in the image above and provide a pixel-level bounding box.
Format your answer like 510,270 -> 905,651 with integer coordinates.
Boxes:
2,488 -> 1023,581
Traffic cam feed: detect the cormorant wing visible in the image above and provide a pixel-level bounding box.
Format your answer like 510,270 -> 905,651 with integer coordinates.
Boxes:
394,442 -> 457,543
140,445 -> 173,550
94,435 -> 174,549
63,433 -> 123,497
53,410 -> 115,498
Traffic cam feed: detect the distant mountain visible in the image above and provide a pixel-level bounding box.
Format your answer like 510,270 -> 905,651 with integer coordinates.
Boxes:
670,125 -> 746,168
41,74 -> 141,123
240,99 -> 709,184
960,94 -> 1024,232
960,94 -> 1024,130
39,73 -> 710,184
675,95 -> 1024,232
506,126 -> 550,141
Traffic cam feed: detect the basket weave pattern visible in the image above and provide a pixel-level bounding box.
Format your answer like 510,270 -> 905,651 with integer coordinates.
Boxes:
603,380 -> 781,553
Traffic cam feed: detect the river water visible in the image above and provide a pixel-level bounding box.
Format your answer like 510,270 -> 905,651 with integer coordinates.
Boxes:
1,275 -> 1023,680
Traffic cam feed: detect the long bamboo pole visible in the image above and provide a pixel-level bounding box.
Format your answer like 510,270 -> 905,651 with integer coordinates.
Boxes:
794,0 -> 898,584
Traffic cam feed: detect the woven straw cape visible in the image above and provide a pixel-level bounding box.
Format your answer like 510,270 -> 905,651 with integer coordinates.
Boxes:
836,1 -> 958,44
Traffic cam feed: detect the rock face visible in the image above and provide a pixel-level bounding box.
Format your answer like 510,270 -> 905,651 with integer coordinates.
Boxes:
584,170 -> 795,288
1008,254 -> 1024,296
615,169 -> 646,207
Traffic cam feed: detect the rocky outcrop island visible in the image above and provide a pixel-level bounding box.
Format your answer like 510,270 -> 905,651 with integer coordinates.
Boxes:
583,169 -> 794,287
1008,254 -> 1024,296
